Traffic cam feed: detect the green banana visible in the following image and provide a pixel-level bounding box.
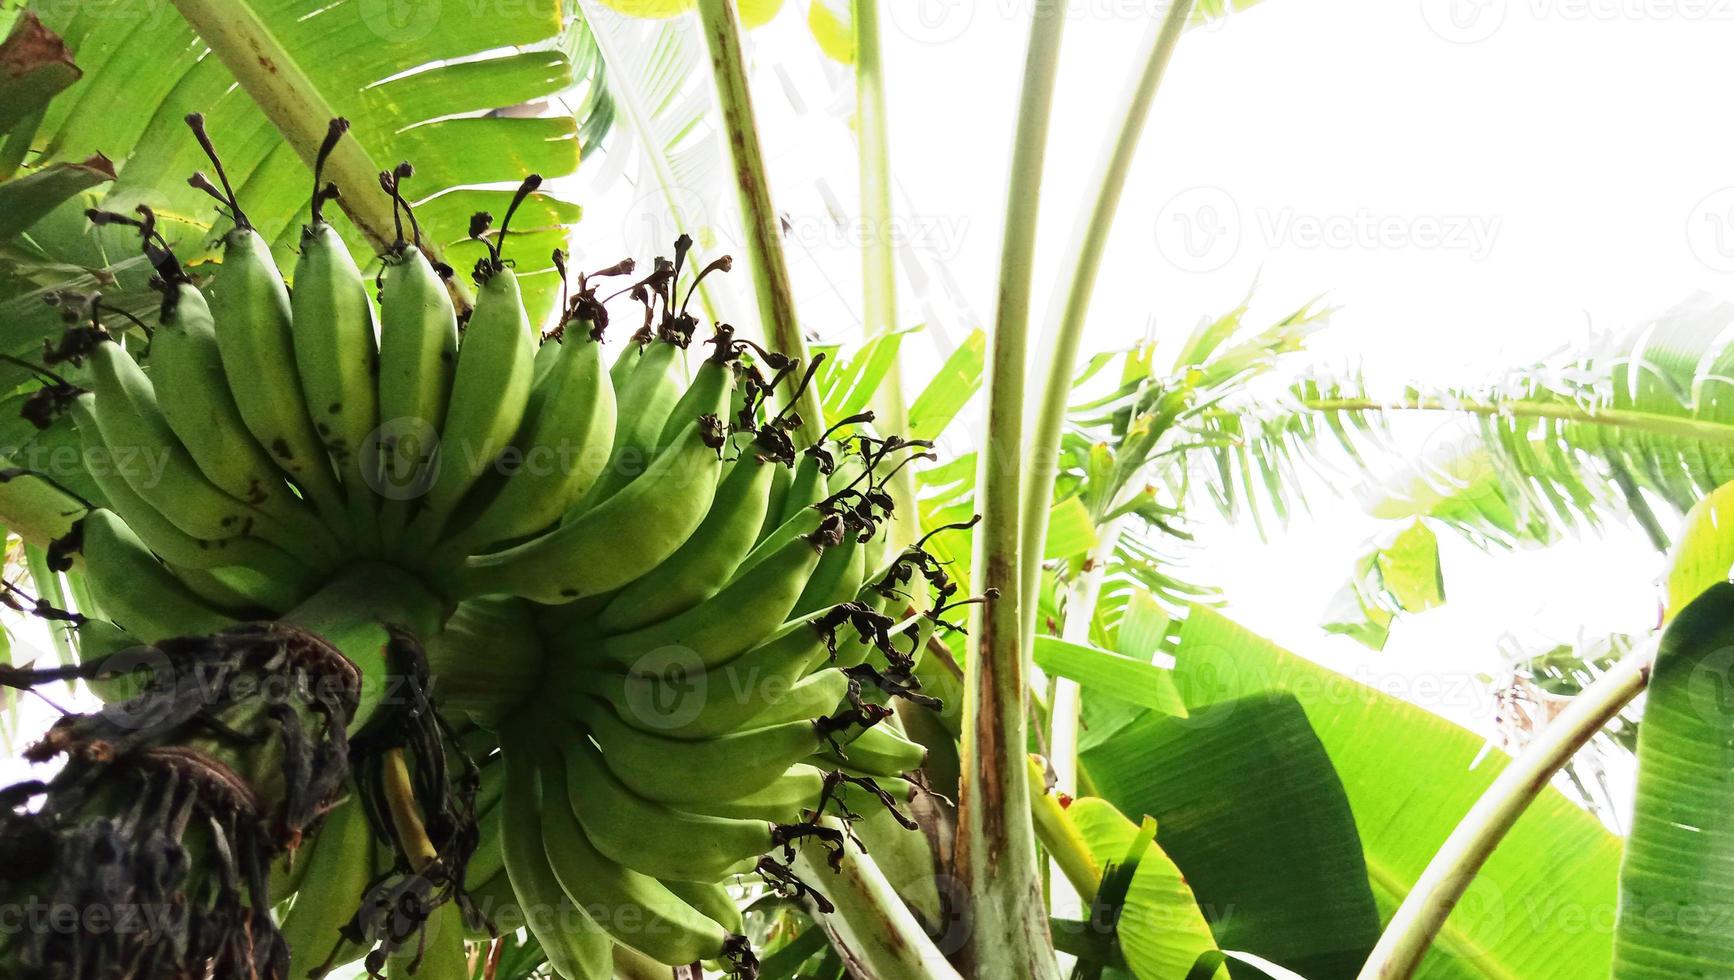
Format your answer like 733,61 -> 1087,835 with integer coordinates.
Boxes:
73,402 -> 320,580
532,741 -> 734,966
169,560 -> 312,614
582,699 -> 821,806
572,605 -> 843,739
817,719 -> 927,777
79,509 -> 233,641
738,669 -> 854,731
150,281 -> 341,557
559,734 -> 777,882
777,451 -> 830,526
205,224 -> 351,536
448,418 -> 725,604
653,341 -> 735,451
683,764 -> 828,824
578,338 -> 686,510
757,454 -> 794,542
403,265 -> 534,551
791,531 -> 867,619
385,901 -> 468,980
588,525 -> 833,670
662,878 -> 745,936
430,317 -> 615,561
499,736 -> 614,980
291,200 -> 382,544
374,245 -> 460,541
80,354 -> 279,550
279,798 -> 376,980
463,796 -> 505,887
594,452 -> 779,633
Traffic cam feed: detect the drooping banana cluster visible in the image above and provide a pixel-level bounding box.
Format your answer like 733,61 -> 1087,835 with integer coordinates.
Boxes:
0,115 -> 974,979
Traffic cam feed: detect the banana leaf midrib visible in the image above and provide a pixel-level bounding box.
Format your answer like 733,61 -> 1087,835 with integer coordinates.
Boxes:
1300,395 -> 1734,445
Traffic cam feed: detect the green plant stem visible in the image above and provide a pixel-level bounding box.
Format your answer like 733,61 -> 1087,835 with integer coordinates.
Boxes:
1018,0 -> 1194,658
1357,642 -> 1654,980
1301,396 -> 1734,444
955,2 -> 1067,977
695,0 -> 824,438
281,562 -> 444,733
165,0 -> 467,306
1029,756 -> 1104,906
793,836 -> 964,980
854,0 -> 917,549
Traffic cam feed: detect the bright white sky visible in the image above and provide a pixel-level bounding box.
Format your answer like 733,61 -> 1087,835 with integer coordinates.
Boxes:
691,0 -> 1734,757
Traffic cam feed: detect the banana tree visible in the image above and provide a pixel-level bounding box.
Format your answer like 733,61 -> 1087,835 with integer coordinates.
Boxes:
4,1 -> 1734,979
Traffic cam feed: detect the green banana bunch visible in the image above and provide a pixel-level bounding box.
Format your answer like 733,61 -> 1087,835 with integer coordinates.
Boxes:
0,115 -> 985,980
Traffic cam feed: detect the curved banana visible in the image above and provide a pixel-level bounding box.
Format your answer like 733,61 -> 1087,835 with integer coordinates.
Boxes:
385,901 -> 468,980
403,265 -> 534,551
582,699 -> 821,807
205,225 -> 351,535
448,418 -> 725,604
594,452 -> 778,633
588,525 -> 833,670
431,318 -> 615,561
791,531 -> 868,619
817,719 -> 927,777
577,337 -> 686,511
279,798 -> 376,980
531,740 -> 735,966
571,604 -> 843,739
151,282 -> 340,556
79,509 -> 233,641
661,878 -> 745,936
74,405 -> 318,580
558,734 -> 776,883
373,245 -> 460,544
291,207 -> 382,543
79,355 -> 266,548
683,764 -> 828,824
499,737 -> 614,980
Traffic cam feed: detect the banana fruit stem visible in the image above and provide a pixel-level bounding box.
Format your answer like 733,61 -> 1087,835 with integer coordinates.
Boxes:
281,562 -> 445,732
792,836 -> 964,980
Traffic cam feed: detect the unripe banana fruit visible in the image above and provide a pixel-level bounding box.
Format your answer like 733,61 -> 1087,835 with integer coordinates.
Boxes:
0,118 -> 977,980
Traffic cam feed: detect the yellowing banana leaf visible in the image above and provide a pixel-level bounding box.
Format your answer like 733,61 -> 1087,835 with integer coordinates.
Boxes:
1033,635 -> 1185,717
807,0 -> 853,64
1612,581 -> 1734,974
1066,796 -> 1227,980
596,0 -> 785,27
1170,606 -> 1622,979
1322,520 -> 1444,651
1662,479 -> 1734,621
1045,495 -> 1101,560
